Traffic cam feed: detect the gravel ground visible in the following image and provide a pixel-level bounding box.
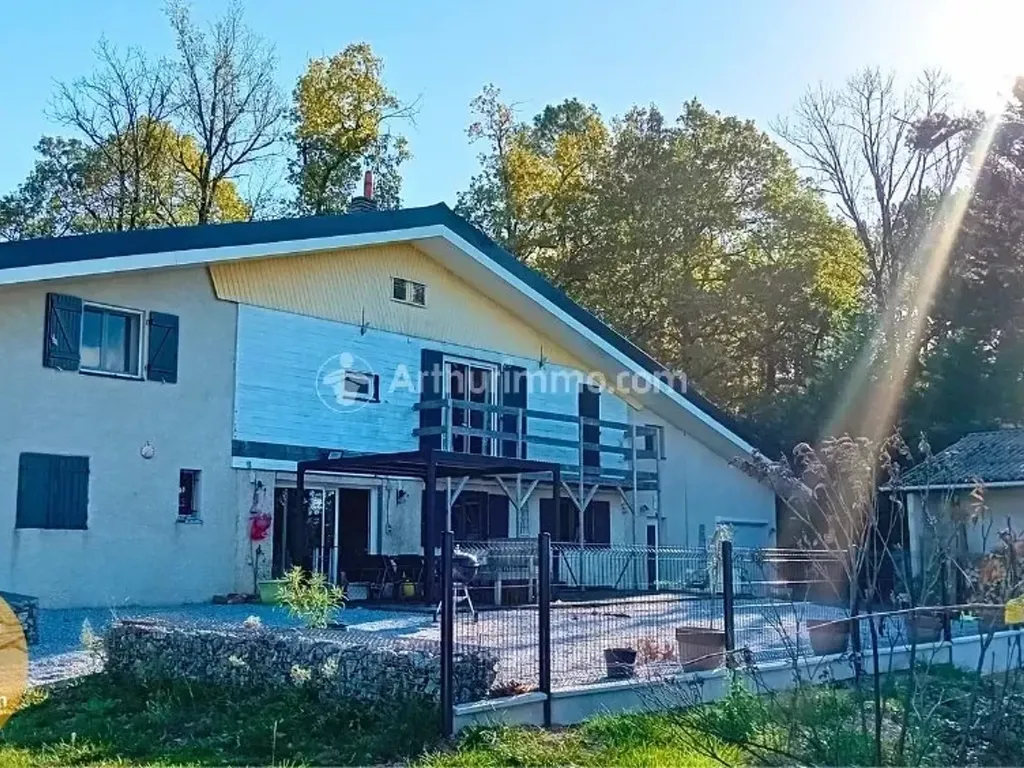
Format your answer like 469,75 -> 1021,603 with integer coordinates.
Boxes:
30,603 -> 436,686
30,597 -> 983,689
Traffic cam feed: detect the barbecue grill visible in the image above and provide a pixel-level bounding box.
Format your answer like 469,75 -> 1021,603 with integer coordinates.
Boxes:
433,548 -> 482,622
452,549 -> 481,582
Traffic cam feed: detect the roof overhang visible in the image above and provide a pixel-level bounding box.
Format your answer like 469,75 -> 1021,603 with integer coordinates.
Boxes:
0,206 -> 756,460
884,480 -> 1024,493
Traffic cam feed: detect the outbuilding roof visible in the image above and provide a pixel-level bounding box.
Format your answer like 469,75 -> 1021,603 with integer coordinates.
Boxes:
897,429 -> 1024,488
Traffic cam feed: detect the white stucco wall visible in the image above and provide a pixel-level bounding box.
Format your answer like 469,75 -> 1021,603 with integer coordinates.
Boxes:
631,409 -> 776,550
0,267 -> 239,608
907,486 -> 1024,576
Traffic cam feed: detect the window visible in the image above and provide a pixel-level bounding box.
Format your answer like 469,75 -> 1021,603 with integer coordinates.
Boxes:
16,453 -> 89,530
641,425 -> 664,458
81,304 -> 142,376
444,359 -> 498,455
539,498 -> 610,546
392,277 -> 426,307
178,469 -> 201,522
343,371 -> 379,402
321,369 -> 380,404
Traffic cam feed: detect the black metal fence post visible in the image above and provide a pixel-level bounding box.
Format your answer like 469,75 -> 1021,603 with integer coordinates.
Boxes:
538,532 -> 552,727
440,529 -> 455,737
722,540 -> 735,655
940,558 -> 953,642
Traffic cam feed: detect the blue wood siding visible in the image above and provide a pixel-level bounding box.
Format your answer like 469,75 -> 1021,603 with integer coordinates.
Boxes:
234,305 -> 631,465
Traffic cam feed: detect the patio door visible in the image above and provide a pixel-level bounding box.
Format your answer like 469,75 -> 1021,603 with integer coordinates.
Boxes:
444,358 -> 498,455
273,487 -> 339,584
307,488 -> 339,585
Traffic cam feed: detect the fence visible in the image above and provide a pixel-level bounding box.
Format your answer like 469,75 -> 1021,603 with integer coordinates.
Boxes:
437,534 -> 1024,735
438,534 -> 862,733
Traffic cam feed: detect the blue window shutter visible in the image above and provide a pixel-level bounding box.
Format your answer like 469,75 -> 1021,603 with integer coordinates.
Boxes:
500,365 -> 528,458
579,383 -> 601,468
147,312 -> 179,383
51,455 -> 89,530
43,293 -> 82,370
16,453 -> 88,530
419,349 -> 444,450
16,454 -> 50,528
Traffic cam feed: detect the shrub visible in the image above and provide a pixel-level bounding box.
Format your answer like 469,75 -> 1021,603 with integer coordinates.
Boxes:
279,567 -> 345,629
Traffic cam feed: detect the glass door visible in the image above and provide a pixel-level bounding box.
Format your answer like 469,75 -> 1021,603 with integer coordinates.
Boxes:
445,359 -> 498,455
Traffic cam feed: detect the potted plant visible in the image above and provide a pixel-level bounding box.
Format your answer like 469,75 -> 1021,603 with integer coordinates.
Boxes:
675,626 -> 726,671
258,578 -> 287,604
807,617 -> 850,655
279,567 -> 346,628
603,646 -> 637,679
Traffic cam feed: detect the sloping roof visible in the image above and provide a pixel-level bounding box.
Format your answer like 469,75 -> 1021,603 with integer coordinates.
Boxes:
0,203 -> 759,452
898,429 -> 1024,487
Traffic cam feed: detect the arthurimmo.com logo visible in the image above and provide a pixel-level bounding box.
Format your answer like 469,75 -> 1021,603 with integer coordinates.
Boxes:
315,352 -> 380,413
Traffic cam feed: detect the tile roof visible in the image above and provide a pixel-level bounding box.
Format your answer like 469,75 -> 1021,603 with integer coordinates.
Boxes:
898,429 -> 1024,487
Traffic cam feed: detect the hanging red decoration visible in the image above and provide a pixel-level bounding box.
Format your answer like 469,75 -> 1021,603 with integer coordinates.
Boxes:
249,512 -> 272,541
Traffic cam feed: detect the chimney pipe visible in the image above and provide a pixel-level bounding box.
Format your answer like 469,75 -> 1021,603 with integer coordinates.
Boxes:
347,169 -> 378,213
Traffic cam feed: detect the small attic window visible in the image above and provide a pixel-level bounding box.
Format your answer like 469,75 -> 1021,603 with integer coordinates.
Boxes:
392,277 -> 426,307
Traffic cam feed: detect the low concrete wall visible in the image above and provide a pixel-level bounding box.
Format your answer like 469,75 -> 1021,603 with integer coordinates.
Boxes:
454,629 -> 1024,732
105,619 -> 498,705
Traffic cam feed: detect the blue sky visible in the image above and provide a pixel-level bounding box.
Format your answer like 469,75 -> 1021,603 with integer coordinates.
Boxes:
0,0 -> 1020,207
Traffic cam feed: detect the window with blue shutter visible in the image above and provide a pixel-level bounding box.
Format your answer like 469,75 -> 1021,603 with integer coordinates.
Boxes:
16,453 -> 89,530
146,312 -> 179,383
43,293 -> 83,371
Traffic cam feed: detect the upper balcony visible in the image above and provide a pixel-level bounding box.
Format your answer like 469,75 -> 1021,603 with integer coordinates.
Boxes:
413,398 -> 662,491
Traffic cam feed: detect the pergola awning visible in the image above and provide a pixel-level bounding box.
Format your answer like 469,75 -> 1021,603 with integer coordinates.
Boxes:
293,448 -> 563,601
296,449 -> 561,481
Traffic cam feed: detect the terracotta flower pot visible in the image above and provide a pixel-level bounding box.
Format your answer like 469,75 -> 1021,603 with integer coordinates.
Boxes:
905,612 -> 943,644
807,618 -> 850,655
675,626 -> 726,671
603,647 -> 637,679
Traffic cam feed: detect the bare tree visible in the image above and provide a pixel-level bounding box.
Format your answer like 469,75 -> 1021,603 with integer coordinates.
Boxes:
775,68 -> 976,307
166,1 -> 285,224
50,39 -> 176,231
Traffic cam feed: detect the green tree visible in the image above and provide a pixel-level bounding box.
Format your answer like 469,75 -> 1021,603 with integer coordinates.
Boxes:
458,93 -> 864,426
288,43 -> 412,214
0,124 -> 249,241
456,85 -> 606,260
901,79 -> 1024,449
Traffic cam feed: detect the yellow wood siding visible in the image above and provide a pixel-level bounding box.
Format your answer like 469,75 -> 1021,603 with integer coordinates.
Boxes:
208,243 -> 587,369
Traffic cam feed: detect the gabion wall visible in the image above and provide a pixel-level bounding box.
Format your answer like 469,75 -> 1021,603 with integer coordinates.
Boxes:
105,619 -> 498,704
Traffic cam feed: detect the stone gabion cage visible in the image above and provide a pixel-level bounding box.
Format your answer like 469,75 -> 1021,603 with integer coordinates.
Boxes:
104,619 -> 498,705
0,591 -> 39,646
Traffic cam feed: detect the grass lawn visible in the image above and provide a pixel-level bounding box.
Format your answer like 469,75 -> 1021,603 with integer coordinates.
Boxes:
0,674 -> 737,767
2,666 -> 1021,766
0,674 -> 440,766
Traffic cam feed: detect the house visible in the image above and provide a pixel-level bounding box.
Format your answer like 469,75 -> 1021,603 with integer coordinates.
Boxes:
898,429 -> 1024,575
0,196 -> 776,608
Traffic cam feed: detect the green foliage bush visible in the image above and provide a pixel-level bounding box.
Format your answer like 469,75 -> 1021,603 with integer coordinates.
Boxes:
279,566 -> 345,629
